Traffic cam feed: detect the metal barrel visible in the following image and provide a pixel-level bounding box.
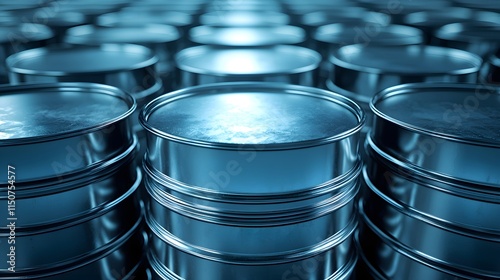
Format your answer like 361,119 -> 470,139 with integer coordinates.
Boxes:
64,24 -> 180,91
6,43 -> 163,162
139,82 -> 365,280
96,11 -> 194,49
358,83 -> 500,279
0,83 -> 146,279
175,45 -> 321,87
199,10 -> 290,27
0,24 -> 53,84
403,9 -> 500,44
434,21 -> 500,59
188,25 -> 306,47
327,45 -> 481,155
312,23 -> 423,86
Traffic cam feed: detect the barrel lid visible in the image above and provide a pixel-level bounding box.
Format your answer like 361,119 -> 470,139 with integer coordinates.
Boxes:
37,12 -> 87,27
65,24 -> 180,45
0,83 -> 134,144
371,83 -> 500,146
0,24 -> 53,44
200,11 -> 289,27
141,82 -> 364,149
176,45 -> 319,76
97,11 -> 192,28
7,44 -> 158,76
314,24 -> 422,45
330,45 -> 481,75
189,26 -> 305,47
436,22 -> 500,43
302,9 -> 390,27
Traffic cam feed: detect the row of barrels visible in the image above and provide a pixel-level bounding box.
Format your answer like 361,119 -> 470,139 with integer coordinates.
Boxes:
1,0 -> 499,279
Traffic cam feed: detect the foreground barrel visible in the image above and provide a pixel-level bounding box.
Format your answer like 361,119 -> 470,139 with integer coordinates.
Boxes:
0,83 -> 145,279
140,82 -> 365,280
357,83 -> 500,279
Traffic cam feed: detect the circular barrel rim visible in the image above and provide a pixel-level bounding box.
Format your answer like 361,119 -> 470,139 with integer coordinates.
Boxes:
329,44 -> 482,76
0,82 -> 136,146
6,43 -> 159,77
175,45 -> 321,77
140,82 -> 365,150
370,83 -> 500,148
188,25 -> 306,47
64,24 -> 181,45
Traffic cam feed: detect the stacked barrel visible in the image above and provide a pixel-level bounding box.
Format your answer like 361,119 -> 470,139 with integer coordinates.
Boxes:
357,83 -> 500,279
140,82 -> 364,279
0,83 -> 145,279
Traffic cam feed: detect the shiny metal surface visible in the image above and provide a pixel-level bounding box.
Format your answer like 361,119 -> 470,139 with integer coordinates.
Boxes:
145,169 -> 359,254
140,82 -> 364,193
0,172 -> 142,272
0,24 -> 53,84
7,44 -> 162,97
364,137 -> 500,233
175,46 -> 321,86
435,22 -> 500,59
143,158 -> 361,213
330,45 -> 481,103
189,25 -> 306,47
147,221 -> 357,280
0,83 -> 135,183
200,11 -> 290,27
0,139 -> 138,227
362,181 -> 500,277
370,83 -> 500,187
356,216 -> 476,280
1,221 -> 147,279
